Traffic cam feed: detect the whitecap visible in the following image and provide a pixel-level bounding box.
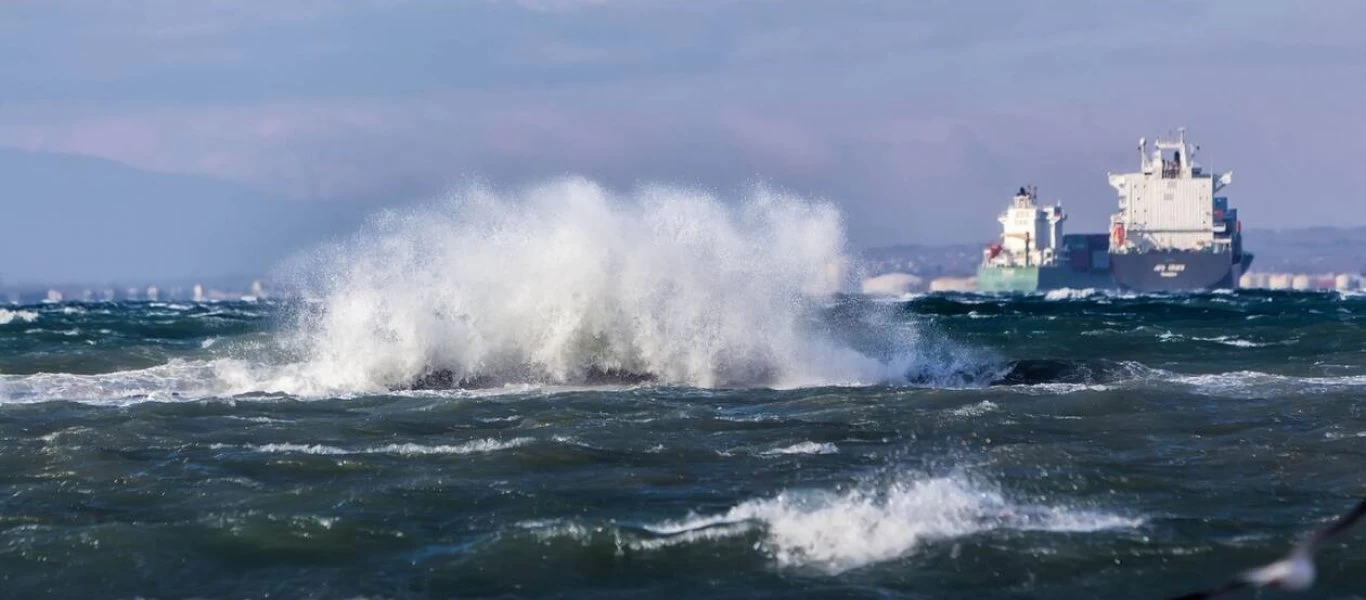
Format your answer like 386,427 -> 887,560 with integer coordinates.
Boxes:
0,309 -> 39,325
948,400 -> 998,417
1171,371 -> 1366,397
214,437 -> 534,456
529,471 -> 1141,574
761,441 -> 839,455
262,178 -> 990,395
1043,288 -> 1100,301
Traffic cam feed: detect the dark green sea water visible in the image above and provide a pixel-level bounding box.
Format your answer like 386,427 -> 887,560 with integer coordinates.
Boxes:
1,292 -> 1364,599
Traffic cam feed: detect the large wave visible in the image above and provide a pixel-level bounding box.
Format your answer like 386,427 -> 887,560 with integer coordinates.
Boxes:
266,177 -> 963,393
516,469 -> 1141,575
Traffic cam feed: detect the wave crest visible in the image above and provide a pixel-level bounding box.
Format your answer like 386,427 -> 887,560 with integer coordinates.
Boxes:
279,178 -> 932,392
0,308 -> 39,326
524,471 -> 1141,574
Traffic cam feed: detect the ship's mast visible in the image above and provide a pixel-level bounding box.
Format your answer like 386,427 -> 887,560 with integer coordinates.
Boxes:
1153,127 -> 1195,178
1138,137 -> 1149,174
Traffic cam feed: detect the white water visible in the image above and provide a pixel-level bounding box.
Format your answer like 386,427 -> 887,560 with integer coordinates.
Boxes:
0,308 -> 39,325
209,437 -> 534,456
531,470 -> 1142,574
0,178 -> 997,402
762,441 -> 839,455
263,177 -> 955,393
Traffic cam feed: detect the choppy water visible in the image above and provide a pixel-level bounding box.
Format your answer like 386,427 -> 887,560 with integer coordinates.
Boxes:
3,291 -> 1365,599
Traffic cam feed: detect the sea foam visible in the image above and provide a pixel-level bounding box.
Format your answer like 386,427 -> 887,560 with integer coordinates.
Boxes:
0,309 -> 39,325
0,178 -> 998,403
270,177 -> 957,393
529,470 -> 1142,574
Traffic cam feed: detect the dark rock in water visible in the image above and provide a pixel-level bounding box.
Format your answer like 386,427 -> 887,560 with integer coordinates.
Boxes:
406,369 -> 497,390
990,358 -> 1145,386
404,360 -> 1126,390
401,366 -> 656,390
581,367 -> 656,385
992,359 -> 1088,386
409,369 -> 456,390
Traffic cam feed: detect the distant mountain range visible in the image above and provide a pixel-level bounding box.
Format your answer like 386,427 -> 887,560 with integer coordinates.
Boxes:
1239,226 -> 1366,274
859,227 -> 1366,279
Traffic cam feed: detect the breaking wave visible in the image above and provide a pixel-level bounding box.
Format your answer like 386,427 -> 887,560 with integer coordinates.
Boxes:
0,308 -> 40,325
762,441 -> 839,455
518,470 -> 1141,575
265,178 -> 976,393
209,437 -> 533,456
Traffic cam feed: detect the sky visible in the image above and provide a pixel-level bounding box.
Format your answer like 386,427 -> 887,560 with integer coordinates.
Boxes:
2,0 -> 1365,282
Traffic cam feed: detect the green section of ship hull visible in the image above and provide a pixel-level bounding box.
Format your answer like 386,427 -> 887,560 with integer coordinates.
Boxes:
977,266 -> 1043,292
976,265 -> 1115,292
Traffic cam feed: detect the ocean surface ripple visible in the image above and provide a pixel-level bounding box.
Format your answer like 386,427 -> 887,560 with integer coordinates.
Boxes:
2,178 -> 1363,599
3,290 -> 1365,599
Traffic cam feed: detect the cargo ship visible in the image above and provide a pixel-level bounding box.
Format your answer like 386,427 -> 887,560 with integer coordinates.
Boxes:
976,186 -> 1116,292
1106,128 -> 1254,291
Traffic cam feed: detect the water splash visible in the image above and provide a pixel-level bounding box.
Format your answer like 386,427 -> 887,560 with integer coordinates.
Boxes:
0,308 -> 39,325
274,178 -> 950,393
526,470 -> 1142,575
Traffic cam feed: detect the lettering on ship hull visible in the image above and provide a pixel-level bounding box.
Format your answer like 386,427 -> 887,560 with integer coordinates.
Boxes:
1153,263 -> 1186,278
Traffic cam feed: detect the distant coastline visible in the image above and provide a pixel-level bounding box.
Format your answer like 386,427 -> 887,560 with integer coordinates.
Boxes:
6,225 -> 1366,303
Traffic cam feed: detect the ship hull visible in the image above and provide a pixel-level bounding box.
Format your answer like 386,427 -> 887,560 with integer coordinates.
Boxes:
1109,251 -> 1246,291
976,265 -> 1115,293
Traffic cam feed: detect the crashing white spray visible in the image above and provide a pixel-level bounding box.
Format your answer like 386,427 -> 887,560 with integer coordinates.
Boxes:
274,177 -> 935,392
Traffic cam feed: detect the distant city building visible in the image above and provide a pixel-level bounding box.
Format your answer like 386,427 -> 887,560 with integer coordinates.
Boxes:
45,289 -> 63,303
1238,272 -> 1267,288
861,272 -> 924,296
1238,272 -> 1357,292
929,277 -> 977,293
192,284 -> 205,302
146,286 -> 159,301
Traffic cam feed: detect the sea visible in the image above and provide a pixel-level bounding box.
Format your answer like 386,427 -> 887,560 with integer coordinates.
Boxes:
2,182 -> 1364,599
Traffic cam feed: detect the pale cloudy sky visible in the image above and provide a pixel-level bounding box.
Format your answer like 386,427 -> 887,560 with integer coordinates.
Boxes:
2,0 -> 1364,280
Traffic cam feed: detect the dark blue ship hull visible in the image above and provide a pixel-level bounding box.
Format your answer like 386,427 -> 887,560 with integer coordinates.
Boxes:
1110,250 -> 1251,291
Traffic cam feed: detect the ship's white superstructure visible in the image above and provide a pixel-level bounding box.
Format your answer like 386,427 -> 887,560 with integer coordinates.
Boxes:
1107,128 -> 1232,253
982,186 -> 1066,268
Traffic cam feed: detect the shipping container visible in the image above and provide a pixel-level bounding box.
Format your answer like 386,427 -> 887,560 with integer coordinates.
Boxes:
1090,250 -> 1110,271
1069,248 -> 1090,271
1085,233 -> 1109,251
